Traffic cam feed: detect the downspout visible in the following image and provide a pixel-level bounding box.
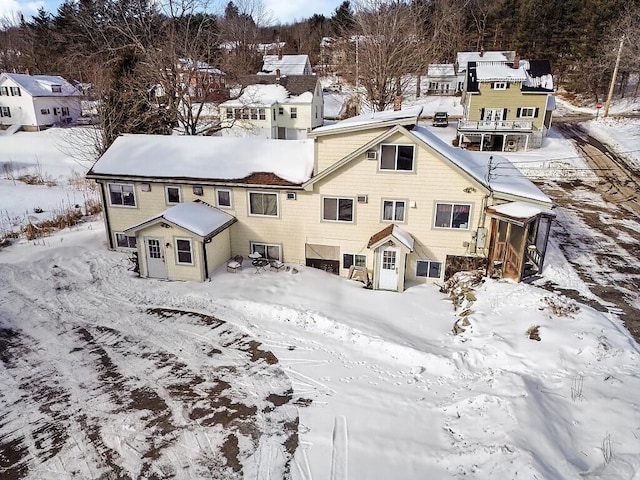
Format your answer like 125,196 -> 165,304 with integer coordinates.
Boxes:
202,239 -> 210,281
99,181 -> 114,249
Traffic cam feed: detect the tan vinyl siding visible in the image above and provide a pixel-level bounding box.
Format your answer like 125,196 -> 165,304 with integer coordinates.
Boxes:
315,128 -> 388,172
205,229 -> 231,277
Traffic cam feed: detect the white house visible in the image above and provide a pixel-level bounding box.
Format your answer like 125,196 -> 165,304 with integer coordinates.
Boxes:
260,52 -> 313,76
219,74 -> 323,139
0,73 -> 82,131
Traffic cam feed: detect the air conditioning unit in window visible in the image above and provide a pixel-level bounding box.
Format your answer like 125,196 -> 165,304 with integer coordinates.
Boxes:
286,192 -> 297,200
357,194 -> 368,204
193,186 -> 204,196
366,151 -> 377,160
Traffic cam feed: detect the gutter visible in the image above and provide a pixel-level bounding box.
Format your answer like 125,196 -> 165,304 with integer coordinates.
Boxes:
98,181 -> 114,249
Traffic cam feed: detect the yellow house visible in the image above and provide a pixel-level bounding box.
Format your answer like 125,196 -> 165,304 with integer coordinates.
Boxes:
87,107 -> 554,291
458,58 -> 555,152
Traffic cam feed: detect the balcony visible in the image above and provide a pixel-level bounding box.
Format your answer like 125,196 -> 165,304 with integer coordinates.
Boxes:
458,120 -> 534,132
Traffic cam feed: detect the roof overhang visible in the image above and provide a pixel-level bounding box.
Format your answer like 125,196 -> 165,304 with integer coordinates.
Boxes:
486,201 -> 555,227
367,224 -> 414,251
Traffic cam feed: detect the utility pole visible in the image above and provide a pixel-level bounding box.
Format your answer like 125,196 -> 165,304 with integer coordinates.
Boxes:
604,35 -> 625,118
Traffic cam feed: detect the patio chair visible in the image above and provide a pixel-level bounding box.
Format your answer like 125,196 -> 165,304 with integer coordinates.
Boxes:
227,255 -> 243,273
269,260 -> 285,272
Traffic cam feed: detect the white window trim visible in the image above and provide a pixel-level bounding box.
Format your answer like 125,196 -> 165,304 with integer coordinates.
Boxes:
250,241 -> 282,261
165,185 -> 182,205
379,144 -> 416,172
247,191 -> 279,217
0,106 -> 11,117
290,107 -> 297,119
493,82 -> 508,90
114,232 -> 137,249
433,202 -> 472,230
416,259 -> 442,279
519,107 -> 536,118
322,196 -> 355,223
174,237 -> 194,265
342,253 -> 366,269
216,188 -> 233,209
107,182 -> 137,208
381,199 -> 407,223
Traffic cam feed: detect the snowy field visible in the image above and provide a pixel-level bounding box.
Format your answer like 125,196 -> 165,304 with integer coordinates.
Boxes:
2,98 -> 640,478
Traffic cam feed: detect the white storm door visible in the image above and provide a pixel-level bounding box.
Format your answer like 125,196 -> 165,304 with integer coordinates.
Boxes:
145,237 -> 166,279
378,247 -> 399,291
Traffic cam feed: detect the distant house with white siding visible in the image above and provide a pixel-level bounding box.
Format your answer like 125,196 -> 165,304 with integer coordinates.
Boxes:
260,51 -> 313,76
219,74 -> 323,139
87,106 -> 554,290
0,73 -> 82,131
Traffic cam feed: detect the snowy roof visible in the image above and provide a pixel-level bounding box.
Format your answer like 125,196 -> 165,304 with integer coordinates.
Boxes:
1,73 -> 81,97
177,58 -> 224,75
88,135 -> 315,185
456,51 -> 516,71
411,126 -> 552,206
367,224 -> 415,251
427,64 -> 455,77
476,62 -> 527,82
311,106 -> 423,135
261,55 -> 311,76
239,75 -> 319,97
488,201 -> 554,221
220,84 -> 290,107
125,201 -> 236,239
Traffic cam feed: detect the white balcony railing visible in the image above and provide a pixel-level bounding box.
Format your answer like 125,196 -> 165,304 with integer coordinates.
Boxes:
458,120 -> 534,131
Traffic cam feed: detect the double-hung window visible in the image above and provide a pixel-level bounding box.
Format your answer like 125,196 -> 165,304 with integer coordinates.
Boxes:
115,232 -> 137,249
259,108 -> 266,120
323,197 -> 354,222
517,107 -> 538,118
343,253 -> 366,269
0,106 -> 10,117
165,186 -> 181,204
416,260 -> 442,278
9,86 -> 20,96
290,107 -> 297,119
249,191 -> 278,216
380,144 -> 415,171
216,188 -> 232,208
492,82 -> 508,90
226,108 -> 233,119
382,200 -> 405,222
250,242 -> 281,261
108,183 -> 136,207
0,86 -> 8,96
175,238 -> 193,264
434,203 -> 471,229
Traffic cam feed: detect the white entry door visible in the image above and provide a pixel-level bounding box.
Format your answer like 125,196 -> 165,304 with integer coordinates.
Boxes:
485,108 -> 504,122
145,237 -> 166,279
378,247 -> 399,291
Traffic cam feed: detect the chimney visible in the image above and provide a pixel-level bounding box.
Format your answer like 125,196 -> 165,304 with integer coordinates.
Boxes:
479,48 -> 484,57
278,47 -> 283,61
275,69 -> 281,82
513,54 -> 520,69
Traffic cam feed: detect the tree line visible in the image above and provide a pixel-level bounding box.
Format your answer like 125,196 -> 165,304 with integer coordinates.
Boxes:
1,0 -> 639,149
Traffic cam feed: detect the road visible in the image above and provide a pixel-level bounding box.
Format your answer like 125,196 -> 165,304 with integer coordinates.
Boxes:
541,122 -> 640,341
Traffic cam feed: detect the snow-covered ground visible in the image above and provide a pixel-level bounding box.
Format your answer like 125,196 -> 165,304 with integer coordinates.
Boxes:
2,95 -> 640,479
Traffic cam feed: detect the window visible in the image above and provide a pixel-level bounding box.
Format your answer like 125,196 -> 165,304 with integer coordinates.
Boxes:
273,108 -> 276,120
9,86 -> 21,96
278,107 -> 284,116
250,108 -> 258,120
249,191 -> 278,216
115,232 -> 137,249
0,106 -> 10,118
416,260 -> 442,278
343,253 -> 366,269
40,108 -> 51,115
434,203 -> 471,229
492,82 -> 508,90
61,106 -> 69,116
290,107 -> 297,119
175,238 -> 193,264
51,85 -> 62,93
241,108 -> 249,119
250,242 -> 281,261
323,197 -> 354,222
53,107 -> 60,115
165,186 -> 181,204
226,108 -> 233,119
192,186 -> 203,196
0,86 -> 8,96
259,108 -> 266,120
382,200 -> 405,222
216,188 -> 232,208
517,107 -> 538,118
380,144 -> 414,171
108,183 -> 136,207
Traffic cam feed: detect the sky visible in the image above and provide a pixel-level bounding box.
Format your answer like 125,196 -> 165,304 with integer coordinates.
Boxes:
0,0 -> 344,24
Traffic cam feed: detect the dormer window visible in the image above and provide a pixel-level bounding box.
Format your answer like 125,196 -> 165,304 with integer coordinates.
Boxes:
51,85 -> 62,93
492,82 -> 508,90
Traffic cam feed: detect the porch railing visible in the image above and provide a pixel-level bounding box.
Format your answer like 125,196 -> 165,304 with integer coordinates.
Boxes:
458,120 -> 534,131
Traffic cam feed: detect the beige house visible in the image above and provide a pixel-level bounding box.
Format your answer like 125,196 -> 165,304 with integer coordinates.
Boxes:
219,74 -> 323,139
87,107 -> 554,291
458,57 -> 555,152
